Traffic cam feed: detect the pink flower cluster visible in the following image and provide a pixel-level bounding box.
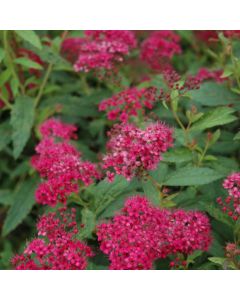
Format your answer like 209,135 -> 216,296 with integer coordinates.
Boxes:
140,31 -> 181,71
62,30 -> 136,73
102,122 -> 173,181
31,118 -> 101,206
97,196 -> 211,270
217,172 -> 240,221
12,208 -> 93,270
99,87 -> 157,122
193,68 -> 225,83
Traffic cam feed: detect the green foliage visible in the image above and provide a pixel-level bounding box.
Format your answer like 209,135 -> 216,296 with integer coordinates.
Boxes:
2,177 -> 38,236
15,30 -> 42,50
164,167 -> 224,186
10,96 -> 35,159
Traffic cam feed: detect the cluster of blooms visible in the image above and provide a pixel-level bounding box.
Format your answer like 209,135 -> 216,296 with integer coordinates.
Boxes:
155,69 -> 200,103
97,196 -> 211,270
61,30 -> 136,73
225,243 -> 240,262
140,31 -> 181,71
217,172 -> 240,221
194,30 -> 240,44
31,118 -> 101,206
193,68 -> 225,83
194,30 -> 219,44
12,208 -> 94,270
102,122 -> 173,181
99,87 -> 157,122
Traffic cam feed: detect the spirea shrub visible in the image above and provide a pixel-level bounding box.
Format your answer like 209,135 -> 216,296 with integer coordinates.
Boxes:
0,30 -> 239,270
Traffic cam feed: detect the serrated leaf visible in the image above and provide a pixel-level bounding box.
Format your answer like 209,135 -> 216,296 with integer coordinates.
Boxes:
0,121 -> 12,151
164,167 -> 223,186
2,177 -> 38,236
15,30 -> 42,50
190,82 -> 239,106
191,107 -> 237,131
14,57 -> 43,70
11,96 -> 35,159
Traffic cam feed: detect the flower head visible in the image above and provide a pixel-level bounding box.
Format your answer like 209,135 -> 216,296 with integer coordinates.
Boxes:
102,122 -> 173,181
32,118 -> 101,206
140,31 -> 181,71
12,208 -> 93,270
99,87 -> 157,122
97,195 -> 211,269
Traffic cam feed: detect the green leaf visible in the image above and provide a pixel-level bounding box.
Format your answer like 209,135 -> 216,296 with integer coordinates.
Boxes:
0,121 -> 12,151
10,96 -> 35,159
14,57 -> 43,70
0,48 -> 5,63
162,148 -> 193,163
141,178 -> 161,206
208,257 -> 226,266
208,129 -> 221,147
149,162 -> 169,183
0,69 -> 11,87
0,190 -> 14,206
191,107 -> 237,131
164,167 -> 223,186
190,82 -> 239,106
15,30 -> 42,50
79,208 -> 96,239
233,131 -> 240,140
2,177 -> 38,236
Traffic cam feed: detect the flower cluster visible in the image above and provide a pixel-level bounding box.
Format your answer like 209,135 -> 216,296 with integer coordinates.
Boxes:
97,196 -> 211,270
32,118 -> 101,206
102,122 -> 173,181
12,208 -> 94,270
194,30 -> 218,44
193,68 -> 225,83
140,31 -> 181,71
62,30 -> 136,73
217,172 -> 240,221
99,87 -> 157,122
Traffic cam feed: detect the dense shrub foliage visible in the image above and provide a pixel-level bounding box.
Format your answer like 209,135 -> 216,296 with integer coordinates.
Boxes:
0,30 -> 239,270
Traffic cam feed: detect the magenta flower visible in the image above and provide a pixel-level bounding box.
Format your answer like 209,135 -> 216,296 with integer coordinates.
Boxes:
99,87 -> 157,122
140,30 -> 181,71
217,172 -> 240,221
97,195 -> 211,270
12,208 -> 93,270
102,122 -> 173,181
32,118 -> 101,206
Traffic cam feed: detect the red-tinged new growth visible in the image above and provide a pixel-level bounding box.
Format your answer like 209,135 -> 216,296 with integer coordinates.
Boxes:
99,87 -> 157,123
140,31 -> 181,71
97,196 -> 211,270
32,118 -> 101,206
12,208 -> 94,270
217,172 -> 240,221
102,122 -> 173,181
62,30 -> 136,73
